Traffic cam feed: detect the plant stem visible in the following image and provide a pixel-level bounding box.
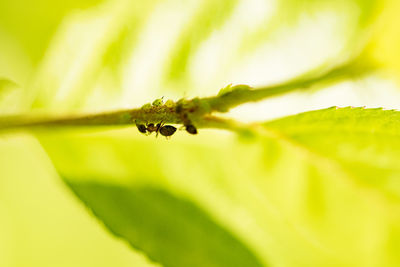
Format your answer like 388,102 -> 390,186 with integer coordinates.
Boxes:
0,56 -> 373,132
204,55 -> 373,112
0,106 -> 179,131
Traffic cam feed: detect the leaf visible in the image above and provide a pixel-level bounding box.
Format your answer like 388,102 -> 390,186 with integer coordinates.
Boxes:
0,0 -> 102,64
67,181 -> 264,267
3,0 -> 377,112
37,108 -> 400,267
0,78 -> 23,114
0,135 -> 158,267
366,0 -> 400,85
0,0 -> 104,103
265,107 -> 400,198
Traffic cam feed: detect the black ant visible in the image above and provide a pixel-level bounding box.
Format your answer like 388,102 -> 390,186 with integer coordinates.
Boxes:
159,124 -> 177,137
136,121 -> 177,137
185,124 -> 197,134
151,122 -> 177,137
136,123 -> 147,134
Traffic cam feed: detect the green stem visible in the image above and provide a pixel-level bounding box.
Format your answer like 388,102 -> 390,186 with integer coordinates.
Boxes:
0,55 -> 373,132
205,55 -> 373,112
0,106 -> 179,130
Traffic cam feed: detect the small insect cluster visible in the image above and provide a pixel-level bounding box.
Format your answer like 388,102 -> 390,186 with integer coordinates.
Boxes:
135,97 -> 197,138
136,122 -> 178,137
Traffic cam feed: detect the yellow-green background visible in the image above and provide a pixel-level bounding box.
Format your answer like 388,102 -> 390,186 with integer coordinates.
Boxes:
1,0 -> 400,266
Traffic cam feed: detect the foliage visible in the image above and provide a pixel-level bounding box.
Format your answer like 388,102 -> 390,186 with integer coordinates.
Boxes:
1,0 -> 400,267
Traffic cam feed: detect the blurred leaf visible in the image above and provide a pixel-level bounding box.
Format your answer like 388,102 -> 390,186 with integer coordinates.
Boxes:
0,79 -> 23,114
0,0 -> 102,64
68,181 -> 264,267
165,0 -> 238,84
0,30 -> 33,89
367,0 -> 400,80
242,0 -> 380,53
0,0 -> 105,112
11,0 -> 380,112
0,135 -> 158,267
274,0 -> 380,26
38,107 -> 400,267
265,107 -> 400,198
30,0 -> 161,111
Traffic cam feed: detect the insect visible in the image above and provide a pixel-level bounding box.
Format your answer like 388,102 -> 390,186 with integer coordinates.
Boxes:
136,122 -> 147,134
146,123 -> 158,134
153,122 -> 177,138
136,121 -> 177,138
159,125 -> 177,137
152,97 -> 164,107
185,124 -> 197,135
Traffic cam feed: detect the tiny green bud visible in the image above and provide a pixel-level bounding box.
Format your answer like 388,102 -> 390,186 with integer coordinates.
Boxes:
218,84 -> 251,96
218,84 -> 232,96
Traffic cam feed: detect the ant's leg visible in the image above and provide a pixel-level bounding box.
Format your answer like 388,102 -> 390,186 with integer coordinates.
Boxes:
155,121 -> 164,137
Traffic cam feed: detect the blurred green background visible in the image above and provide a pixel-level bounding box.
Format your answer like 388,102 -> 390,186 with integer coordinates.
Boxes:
1,0 -> 400,266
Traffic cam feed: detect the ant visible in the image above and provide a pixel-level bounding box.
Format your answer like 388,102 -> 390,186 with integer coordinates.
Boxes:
136,121 -> 177,137
185,124 -> 197,134
136,123 -> 147,134
147,122 -> 177,137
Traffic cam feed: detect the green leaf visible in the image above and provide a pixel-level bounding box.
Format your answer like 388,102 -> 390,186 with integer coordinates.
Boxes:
0,135 -> 158,267
38,107 -> 400,266
67,182 -> 264,267
0,78 -> 23,114
265,107 -> 400,198
0,0 -> 102,64
0,0 -> 379,112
